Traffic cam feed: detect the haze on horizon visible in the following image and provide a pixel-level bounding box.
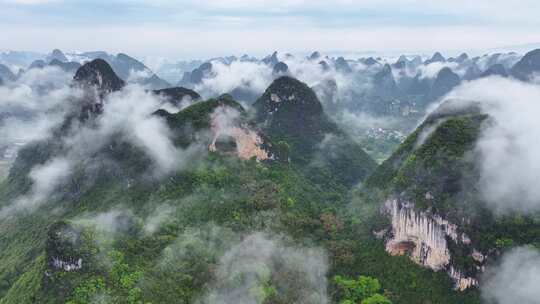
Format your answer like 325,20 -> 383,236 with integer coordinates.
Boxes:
1,0 -> 540,59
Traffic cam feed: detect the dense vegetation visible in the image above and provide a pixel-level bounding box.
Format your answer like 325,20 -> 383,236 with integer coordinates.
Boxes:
253,76 -> 377,186
366,109 -> 540,277
2,66 -> 536,303
0,151 -> 483,304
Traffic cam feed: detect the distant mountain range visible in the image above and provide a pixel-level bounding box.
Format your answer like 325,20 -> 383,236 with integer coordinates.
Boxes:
0,49 -> 170,89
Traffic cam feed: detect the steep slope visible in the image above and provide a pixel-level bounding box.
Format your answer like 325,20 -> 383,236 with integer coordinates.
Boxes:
272,61 -> 289,75
113,53 -> 149,80
140,74 -> 171,89
407,73 -> 432,99
262,51 -> 279,66
0,76 -> 382,304
308,51 -> 321,61
372,64 -> 398,99
510,48 -> 540,81
8,52 -> 539,304
456,53 -> 469,64
365,100 -> 540,291
28,60 -> 46,70
78,52 -> 170,89
73,59 -> 126,93
71,59 -> 126,122
179,62 -> 213,86
424,52 -> 446,65
334,57 -> 353,73
480,64 -> 508,78
362,57 -> 379,66
46,49 -> 68,63
0,64 -> 15,82
48,59 -> 81,73
153,87 -> 201,108
428,67 -> 461,102
463,64 -> 482,81
0,91 -> 482,304
253,76 -> 377,186
155,94 -> 273,161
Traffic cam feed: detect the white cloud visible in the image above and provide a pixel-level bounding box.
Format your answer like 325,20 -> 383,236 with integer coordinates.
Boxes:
194,60 -> 273,101
482,247 -> 540,304
76,208 -> 134,234
0,157 -> 72,217
418,62 -> 459,79
0,66 -> 81,148
199,232 -> 329,304
441,77 -> 540,214
0,77 -> 206,217
143,203 -> 175,234
126,68 -> 152,83
62,85 -> 205,175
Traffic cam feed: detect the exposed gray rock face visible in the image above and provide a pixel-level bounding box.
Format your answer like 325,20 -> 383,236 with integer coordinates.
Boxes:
46,222 -> 85,273
52,257 -> 83,272
73,59 -> 126,119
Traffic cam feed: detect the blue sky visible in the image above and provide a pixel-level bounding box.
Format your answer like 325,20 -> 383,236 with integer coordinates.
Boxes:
1,0 -> 540,59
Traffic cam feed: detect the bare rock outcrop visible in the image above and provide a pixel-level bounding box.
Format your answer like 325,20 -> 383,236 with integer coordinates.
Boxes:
208,107 -> 270,161
383,199 -> 482,291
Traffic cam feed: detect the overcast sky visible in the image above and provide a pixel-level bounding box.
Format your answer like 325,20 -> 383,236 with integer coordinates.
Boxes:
1,0 -> 540,59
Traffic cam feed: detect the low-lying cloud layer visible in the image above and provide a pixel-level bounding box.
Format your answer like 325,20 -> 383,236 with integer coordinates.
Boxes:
194,60 -> 273,104
481,247 -> 540,304
199,232 -> 328,304
0,157 -> 72,217
0,76 -> 206,218
0,66 -> 81,145
94,86 -> 201,172
191,54 -> 373,108
442,77 -> 540,214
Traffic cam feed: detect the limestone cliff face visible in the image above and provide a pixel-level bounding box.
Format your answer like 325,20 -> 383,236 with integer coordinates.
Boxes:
209,107 -> 271,161
52,257 -> 83,272
383,199 -> 482,291
385,199 -> 451,270
209,125 -> 270,161
46,222 -> 85,274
